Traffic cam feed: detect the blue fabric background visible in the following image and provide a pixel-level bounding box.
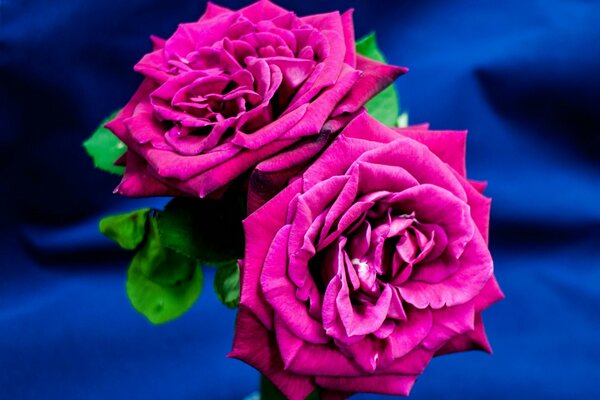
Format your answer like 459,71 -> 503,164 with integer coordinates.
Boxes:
1,0 -> 599,398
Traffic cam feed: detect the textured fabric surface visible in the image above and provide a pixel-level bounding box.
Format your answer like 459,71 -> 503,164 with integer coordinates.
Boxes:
1,0 -> 599,399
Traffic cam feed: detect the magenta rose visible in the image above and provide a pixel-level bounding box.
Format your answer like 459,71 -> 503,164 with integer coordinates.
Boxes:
106,0 -> 405,198
230,112 -> 504,399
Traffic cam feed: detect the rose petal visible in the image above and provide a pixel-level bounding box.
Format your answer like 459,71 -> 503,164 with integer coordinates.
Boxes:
229,307 -> 315,400
396,128 -> 467,178
315,374 -> 418,397
280,65 -> 361,141
232,103 -> 309,150
199,2 -> 232,21
261,225 -> 329,344
399,228 -> 493,309
185,137 -> 298,197
141,141 -> 241,181
422,302 -> 475,351
334,55 -> 407,116
114,151 -> 182,197
240,0 -> 289,22
454,169 -> 492,244
340,9 -> 356,67
241,179 -> 303,329
435,312 -> 492,356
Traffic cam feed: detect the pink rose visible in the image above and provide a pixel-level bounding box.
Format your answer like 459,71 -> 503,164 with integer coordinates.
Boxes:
230,112 -> 504,399
106,0 -> 405,198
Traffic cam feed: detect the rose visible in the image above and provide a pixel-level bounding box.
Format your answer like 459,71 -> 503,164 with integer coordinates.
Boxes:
230,111 -> 504,399
106,0 -> 405,198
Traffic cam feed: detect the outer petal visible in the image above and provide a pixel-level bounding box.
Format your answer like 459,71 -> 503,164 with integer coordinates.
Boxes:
422,302 -> 475,351
279,66 -> 361,141
105,79 -> 158,143
340,9 -> 356,67
229,307 -> 315,400
261,225 -> 329,344
199,2 -> 232,21
115,151 -> 182,197
301,134 -> 381,191
315,374 -> 418,397
435,312 -> 492,356
239,0 -> 289,22
454,169 -> 492,244
397,128 -> 467,178
185,137 -> 298,198
247,131 -> 332,214
240,178 -> 303,329
333,55 -> 407,116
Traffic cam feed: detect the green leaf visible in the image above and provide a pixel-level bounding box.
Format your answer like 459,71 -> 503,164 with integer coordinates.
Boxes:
158,195 -> 245,264
356,33 -> 401,127
126,216 -> 203,324
99,208 -> 151,250
214,260 -> 240,308
83,110 -> 126,175
260,375 -> 319,400
356,32 -> 387,63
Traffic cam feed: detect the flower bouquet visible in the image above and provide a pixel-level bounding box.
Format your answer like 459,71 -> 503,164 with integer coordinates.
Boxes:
83,1 -> 503,398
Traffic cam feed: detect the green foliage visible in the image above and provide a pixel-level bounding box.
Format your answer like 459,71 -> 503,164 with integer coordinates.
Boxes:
83,111 -> 126,175
260,375 -> 320,400
213,260 -> 240,309
99,208 -> 150,250
126,216 -> 203,324
356,33 -> 402,127
157,196 -> 245,265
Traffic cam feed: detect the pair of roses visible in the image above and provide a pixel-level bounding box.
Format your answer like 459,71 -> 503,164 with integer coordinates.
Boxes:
99,1 -> 503,398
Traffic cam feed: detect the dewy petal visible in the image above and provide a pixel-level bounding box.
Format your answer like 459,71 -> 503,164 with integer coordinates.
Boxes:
229,307 -> 316,400
398,228 -> 493,309
333,55 -> 407,116
241,179 -> 303,329
261,225 -> 329,344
